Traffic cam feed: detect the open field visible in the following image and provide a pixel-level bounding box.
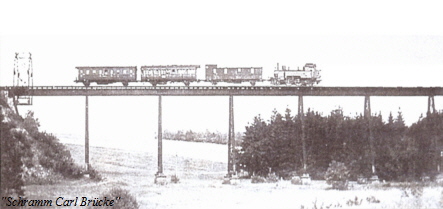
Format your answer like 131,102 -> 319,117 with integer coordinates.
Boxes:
21,140 -> 443,209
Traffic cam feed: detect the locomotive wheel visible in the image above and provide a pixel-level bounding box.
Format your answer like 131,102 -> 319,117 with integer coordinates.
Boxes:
250,81 -> 256,86
151,82 -> 157,87
122,82 -> 129,87
184,81 -> 190,87
83,81 -> 90,87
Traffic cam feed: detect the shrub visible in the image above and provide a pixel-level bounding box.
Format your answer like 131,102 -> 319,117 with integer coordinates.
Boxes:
91,187 -> 139,209
291,176 -> 301,185
1,104 -> 85,195
400,182 -> 423,198
266,173 -> 279,183
1,111 -> 28,196
222,177 -> 231,184
22,165 -> 63,185
276,169 -> 298,180
89,167 -> 103,181
251,175 -> 266,183
22,111 -> 40,136
325,161 -> 350,190
171,175 -> 180,183
357,175 -> 368,184
35,132 -> 84,179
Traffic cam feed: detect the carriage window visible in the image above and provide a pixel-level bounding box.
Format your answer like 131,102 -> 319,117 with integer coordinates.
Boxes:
251,68 -> 255,74
130,70 -> 133,73
123,70 -> 127,74
224,68 -> 227,74
92,70 -> 96,74
80,70 -> 83,73
238,68 -> 241,73
86,70 -> 90,74
99,70 -> 102,74
213,68 -> 216,74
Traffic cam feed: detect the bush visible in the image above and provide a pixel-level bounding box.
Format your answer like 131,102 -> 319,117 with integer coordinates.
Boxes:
325,161 -> 350,190
400,182 -> 423,198
35,132 -> 84,179
276,169 -> 298,180
22,112 -> 84,179
291,176 -> 302,185
1,111 -> 29,196
251,175 -> 266,183
89,167 -> 103,181
2,106 -> 85,196
171,175 -> 180,183
91,187 -> 139,209
22,165 -> 64,185
266,173 -> 279,183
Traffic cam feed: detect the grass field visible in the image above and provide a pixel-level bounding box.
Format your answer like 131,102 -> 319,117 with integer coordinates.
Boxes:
21,139 -> 443,209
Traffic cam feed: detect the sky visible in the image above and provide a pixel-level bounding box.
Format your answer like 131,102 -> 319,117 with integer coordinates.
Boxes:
1,1 -> 442,147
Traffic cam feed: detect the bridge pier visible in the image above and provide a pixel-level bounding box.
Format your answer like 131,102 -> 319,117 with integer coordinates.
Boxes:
156,95 -> 165,177
298,95 -> 307,172
364,96 -> 377,178
426,95 -> 441,172
85,95 -> 90,172
227,95 -> 235,177
155,95 -> 167,184
428,95 -> 436,115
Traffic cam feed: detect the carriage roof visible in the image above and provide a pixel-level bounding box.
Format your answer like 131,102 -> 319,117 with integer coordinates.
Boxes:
75,66 -> 137,70
140,65 -> 200,69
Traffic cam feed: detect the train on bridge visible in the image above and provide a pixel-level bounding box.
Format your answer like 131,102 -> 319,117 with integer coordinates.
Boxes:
74,63 -> 321,87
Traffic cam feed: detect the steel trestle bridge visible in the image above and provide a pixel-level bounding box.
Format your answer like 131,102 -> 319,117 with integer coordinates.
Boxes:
2,86 -> 443,96
1,85 -> 441,181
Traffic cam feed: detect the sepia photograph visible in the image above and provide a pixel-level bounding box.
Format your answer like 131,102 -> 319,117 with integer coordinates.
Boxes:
1,1 -> 443,208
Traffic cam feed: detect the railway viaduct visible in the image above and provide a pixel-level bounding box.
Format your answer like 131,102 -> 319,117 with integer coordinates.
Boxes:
1,85 -> 442,182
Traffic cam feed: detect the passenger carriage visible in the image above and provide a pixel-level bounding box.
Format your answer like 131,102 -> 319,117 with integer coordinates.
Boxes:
75,66 -> 137,86
140,65 -> 199,86
205,64 -> 263,86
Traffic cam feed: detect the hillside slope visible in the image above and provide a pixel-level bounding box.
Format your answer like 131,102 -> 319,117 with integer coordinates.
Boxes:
1,95 -> 84,197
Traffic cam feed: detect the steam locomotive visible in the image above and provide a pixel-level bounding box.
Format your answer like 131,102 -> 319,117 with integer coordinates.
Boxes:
74,63 -> 321,87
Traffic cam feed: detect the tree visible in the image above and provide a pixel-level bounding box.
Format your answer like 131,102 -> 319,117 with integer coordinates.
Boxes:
237,107 -> 443,181
406,112 -> 443,179
388,112 -> 394,125
23,111 -> 40,136
239,115 -> 271,176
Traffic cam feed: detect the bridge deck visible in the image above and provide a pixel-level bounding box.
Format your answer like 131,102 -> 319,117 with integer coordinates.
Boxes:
1,86 -> 443,96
